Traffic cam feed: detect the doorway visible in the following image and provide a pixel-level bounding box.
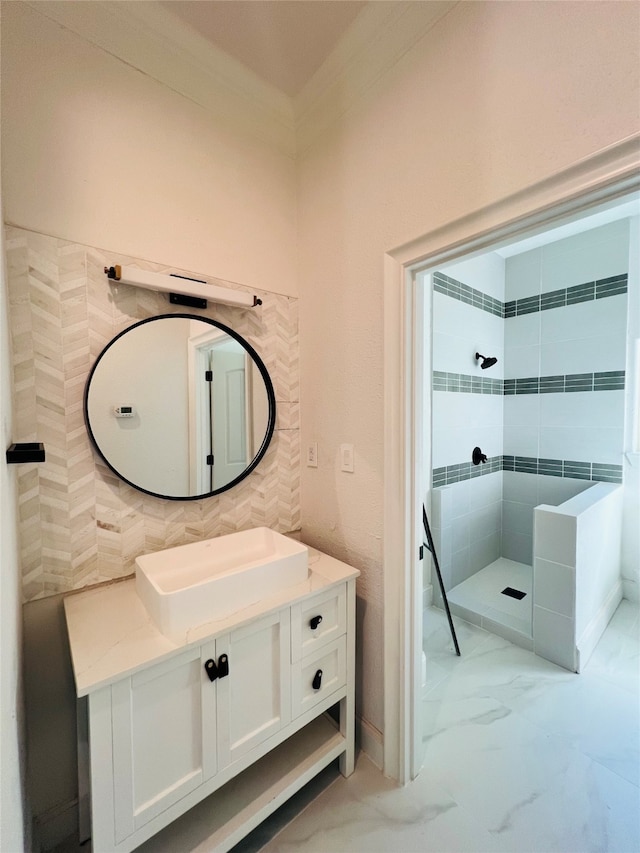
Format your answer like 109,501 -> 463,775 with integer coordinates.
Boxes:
382,138 -> 640,783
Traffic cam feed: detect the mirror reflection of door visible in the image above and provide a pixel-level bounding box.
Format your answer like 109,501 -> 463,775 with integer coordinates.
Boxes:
210,342 -> 249,490
189,327 -> 252,493
86,315 -> 275,500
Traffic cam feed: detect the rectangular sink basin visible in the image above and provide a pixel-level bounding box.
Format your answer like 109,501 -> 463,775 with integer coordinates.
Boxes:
136,528 -> 308,639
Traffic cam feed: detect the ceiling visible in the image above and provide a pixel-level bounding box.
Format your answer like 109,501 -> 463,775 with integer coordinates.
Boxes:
161,1 -> 369,97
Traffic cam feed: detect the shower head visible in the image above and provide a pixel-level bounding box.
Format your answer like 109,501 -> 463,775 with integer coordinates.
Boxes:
475,352 -> 498,370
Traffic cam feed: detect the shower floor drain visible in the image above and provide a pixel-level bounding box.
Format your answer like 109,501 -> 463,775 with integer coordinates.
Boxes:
501,587 -> 527,600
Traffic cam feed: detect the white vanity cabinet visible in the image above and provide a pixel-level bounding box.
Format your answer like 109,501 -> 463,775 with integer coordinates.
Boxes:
107,609 -> 291,844
65,551 -> 358,853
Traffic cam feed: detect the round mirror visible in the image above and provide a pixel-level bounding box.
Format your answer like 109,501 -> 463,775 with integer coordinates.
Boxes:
84,314 -> 276,500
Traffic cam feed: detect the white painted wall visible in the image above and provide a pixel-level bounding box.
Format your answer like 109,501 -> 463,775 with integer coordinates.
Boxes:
297,1 -> 640,734
0,185 -> 28,849
0,2 -> 298,298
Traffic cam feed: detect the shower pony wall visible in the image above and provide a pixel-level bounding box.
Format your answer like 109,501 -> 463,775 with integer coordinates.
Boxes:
429,219 -> 631,672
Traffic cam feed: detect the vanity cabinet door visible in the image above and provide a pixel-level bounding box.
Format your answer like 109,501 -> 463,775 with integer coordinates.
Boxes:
216,609 -> 291,769
111,645 -> 217,842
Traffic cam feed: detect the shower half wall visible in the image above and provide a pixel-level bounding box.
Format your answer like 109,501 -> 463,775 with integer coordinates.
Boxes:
429,218 -> 630,671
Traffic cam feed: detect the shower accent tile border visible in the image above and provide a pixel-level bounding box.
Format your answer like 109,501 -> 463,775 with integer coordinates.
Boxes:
432,456 -> 622,487
434,270 -> 627,319
504,274 -> 627,316
432,272 -> 503,317
433,370 -> 625,395
432,371 -> 502,395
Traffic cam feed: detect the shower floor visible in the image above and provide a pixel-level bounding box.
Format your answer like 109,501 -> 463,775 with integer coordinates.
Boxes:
443,558 -> 533,650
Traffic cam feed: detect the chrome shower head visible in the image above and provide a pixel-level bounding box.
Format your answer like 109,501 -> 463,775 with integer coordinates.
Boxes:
475,352 -> 498,370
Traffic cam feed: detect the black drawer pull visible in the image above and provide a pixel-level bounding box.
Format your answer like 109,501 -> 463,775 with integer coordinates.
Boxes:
309,615 -> 323,630
312,669 -> 323,690
218,654 -> 229,678
204,659 -> 218,682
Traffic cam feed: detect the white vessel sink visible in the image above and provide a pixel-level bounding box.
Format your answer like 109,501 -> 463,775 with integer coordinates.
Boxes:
136,528 -> 308,639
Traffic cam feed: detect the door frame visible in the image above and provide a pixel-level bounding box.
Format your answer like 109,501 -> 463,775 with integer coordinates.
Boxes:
382,134 -> 640,783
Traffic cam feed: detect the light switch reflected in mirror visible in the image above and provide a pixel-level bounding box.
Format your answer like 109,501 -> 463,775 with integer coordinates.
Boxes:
84,314 -> 276,500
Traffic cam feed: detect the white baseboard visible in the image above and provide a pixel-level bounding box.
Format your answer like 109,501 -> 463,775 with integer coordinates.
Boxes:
576,580 -> 623,672
357,717 -> 383,770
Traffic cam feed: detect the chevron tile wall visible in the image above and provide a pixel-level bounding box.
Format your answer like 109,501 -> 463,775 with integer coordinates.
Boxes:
5,226 -> 300,602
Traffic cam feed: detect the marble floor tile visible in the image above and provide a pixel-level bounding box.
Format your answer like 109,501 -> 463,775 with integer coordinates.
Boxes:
54,601 -> 640,853
254,755 -> 508,853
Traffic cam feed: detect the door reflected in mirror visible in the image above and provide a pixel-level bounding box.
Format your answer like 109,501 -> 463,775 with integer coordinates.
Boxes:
84,314 -> 276,499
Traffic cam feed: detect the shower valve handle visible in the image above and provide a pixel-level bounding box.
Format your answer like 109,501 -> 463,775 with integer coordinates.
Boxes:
472,447 -> 487,465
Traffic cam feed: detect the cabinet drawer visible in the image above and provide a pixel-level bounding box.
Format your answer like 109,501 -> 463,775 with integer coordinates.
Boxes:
291,584 -> 346,662
292,637 -> 346,718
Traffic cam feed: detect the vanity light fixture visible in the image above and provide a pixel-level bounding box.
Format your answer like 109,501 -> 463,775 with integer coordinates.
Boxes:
104,265 -> 262,309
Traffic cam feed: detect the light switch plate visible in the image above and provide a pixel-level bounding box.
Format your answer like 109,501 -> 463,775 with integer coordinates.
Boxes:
307,442 -> 318,468
340,443 -> 354,473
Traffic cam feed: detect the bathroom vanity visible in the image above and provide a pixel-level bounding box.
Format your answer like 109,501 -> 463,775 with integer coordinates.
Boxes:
64,542 -> 359,853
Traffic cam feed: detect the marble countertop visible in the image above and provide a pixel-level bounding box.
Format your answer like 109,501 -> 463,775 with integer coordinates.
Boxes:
64,546 -> 359,697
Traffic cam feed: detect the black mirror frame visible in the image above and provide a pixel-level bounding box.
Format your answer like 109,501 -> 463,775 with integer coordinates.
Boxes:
83,313 -> 277,501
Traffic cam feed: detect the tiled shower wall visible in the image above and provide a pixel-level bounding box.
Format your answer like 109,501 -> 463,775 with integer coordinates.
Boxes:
431,254 -> 505,590
6,226 -> 300,602
502,219 -> 628,563
431,219 -> 630,586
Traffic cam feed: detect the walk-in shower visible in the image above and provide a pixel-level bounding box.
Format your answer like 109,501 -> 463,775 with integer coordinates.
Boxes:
428,210 -> 634,672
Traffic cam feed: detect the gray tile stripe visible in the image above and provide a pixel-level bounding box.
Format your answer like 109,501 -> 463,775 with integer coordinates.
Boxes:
433,456 -> 622,487
433,370 -> 624,394
434,271 -> 627,318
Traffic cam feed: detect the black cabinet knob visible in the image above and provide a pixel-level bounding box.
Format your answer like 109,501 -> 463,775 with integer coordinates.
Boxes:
312,669 -> 323,690
309,615 -> 323,630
